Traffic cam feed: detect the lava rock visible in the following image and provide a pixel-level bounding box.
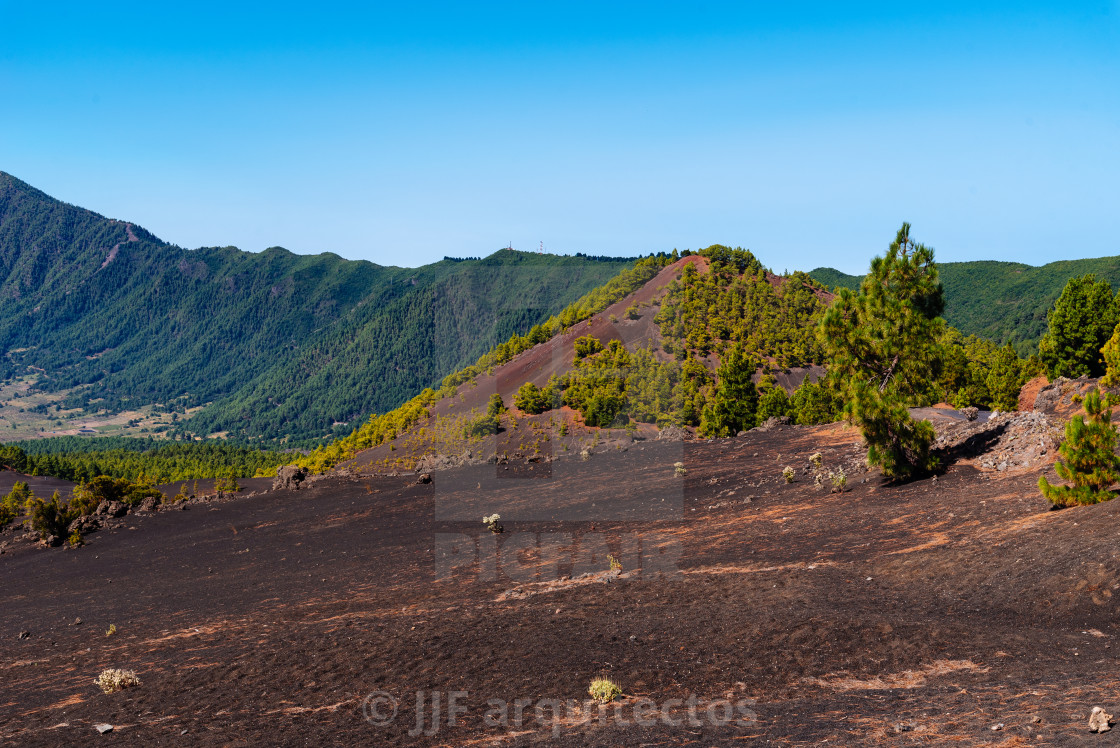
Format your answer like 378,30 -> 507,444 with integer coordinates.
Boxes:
1089,706 -> 1113,733
272,465 -> 307,491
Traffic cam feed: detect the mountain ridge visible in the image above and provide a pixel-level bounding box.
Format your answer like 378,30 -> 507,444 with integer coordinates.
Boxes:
0,172 -> 641,443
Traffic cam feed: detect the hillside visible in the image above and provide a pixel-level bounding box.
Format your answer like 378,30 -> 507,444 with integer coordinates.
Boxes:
810,257 -> 1120,356
306,247 -> 844,474
0,172 -> 637,443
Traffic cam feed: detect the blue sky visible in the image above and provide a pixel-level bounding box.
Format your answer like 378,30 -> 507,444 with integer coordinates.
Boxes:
1,2 -> 1117,274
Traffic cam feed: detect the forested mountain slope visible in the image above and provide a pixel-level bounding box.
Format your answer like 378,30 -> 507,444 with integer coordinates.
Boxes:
0,172 -> 635,443
810,257 -> 1120,356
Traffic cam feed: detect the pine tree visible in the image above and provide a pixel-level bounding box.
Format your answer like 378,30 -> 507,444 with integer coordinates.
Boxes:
819,223 -> 945,479
1038,275 -> 1119,379
1039,389 -> 1120,507
756,384 -> 792,422
698,343 -> 758,436
986,344 -> 1025,411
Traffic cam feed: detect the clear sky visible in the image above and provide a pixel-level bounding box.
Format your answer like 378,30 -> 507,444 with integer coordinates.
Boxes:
1,2 -> 1117,274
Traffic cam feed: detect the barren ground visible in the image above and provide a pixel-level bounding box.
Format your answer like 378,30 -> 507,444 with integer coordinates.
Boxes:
4,410 -> 1120,746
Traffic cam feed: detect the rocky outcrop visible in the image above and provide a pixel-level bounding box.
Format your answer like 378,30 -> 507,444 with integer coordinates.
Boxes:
272,465 -> 307,491
656,424 -> 688,442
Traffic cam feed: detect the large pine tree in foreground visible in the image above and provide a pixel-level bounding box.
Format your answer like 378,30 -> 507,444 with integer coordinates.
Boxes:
1039,389 -> 1120,507
819,223 -> 945,479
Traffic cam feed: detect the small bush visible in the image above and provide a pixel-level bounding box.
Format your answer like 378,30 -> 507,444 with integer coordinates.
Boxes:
829,468 -> 847,493
607,554 -> 622,572
674,461 -> 687,477
105,623 -> 117,637
96,668 -> 141,694
808,452 -> 823,472
483,513 -> 503,534
464,411 -> 500,437
782,466 -> 795,483
67,530 -> 83,548
26,491 -> 78,540
588,677 -> 622,704
214,476 -> 240,493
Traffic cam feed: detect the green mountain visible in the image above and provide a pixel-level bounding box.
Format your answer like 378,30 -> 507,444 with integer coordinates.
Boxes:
809,258 -> 1120,357
0,172 -> 638,443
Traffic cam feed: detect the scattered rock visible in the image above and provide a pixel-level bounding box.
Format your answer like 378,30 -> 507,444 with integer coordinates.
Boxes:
960,406 -> 979,421
138,496 -> 160,513
990,722 -> 1003,731
934,409 -> 1061,472
753,416 -> 791,432
68,515 -> 102,535
1089,706 -> 1113,733
414,473 -> 432,485
272,465 -> 307,491
414,451 -> 484,473
106,501 -> 128,518
892,720 -> 916,733
656,424 -> 687,442
17,630 -> 30,639
94,723 -> 114,734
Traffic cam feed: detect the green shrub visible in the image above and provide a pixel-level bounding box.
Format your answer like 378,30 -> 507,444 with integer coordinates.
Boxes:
26,491 -> 78,540
0,481 -> 31,527
1039,389 -> 1120,507
790,378 -> 841,425
514,382 -> 548,415
757,386 -> 792,422
588,677 -> 622,704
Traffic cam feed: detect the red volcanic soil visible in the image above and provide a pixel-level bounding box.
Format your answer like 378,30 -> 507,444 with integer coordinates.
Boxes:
3,417 -> 1120,745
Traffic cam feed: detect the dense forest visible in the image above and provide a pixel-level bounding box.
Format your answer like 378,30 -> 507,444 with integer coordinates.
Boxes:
0,172 -> 635,443
0,437 -> 288,484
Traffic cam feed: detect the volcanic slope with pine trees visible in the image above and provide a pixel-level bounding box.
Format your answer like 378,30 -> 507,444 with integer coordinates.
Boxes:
305,228 -> 1040,475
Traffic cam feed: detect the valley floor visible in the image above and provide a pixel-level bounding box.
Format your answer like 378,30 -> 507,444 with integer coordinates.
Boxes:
2,421 -> 1119,745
